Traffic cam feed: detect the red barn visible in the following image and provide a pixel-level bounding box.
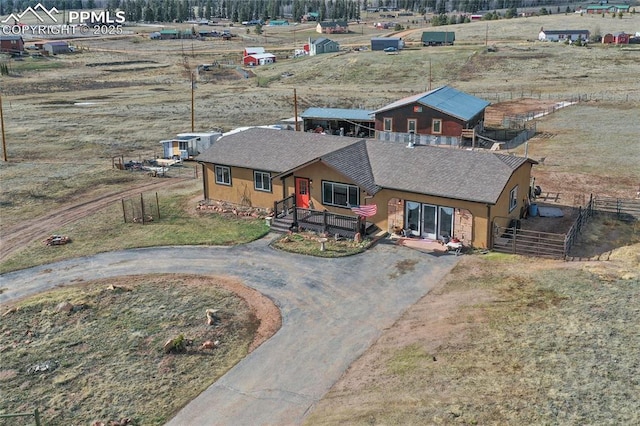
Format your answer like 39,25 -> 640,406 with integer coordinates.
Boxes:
613,32 -> 630,44
0,35 -> 24,54
243,53 -> 276,66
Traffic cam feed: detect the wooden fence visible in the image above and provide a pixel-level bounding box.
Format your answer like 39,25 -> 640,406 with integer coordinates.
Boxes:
0,408 -> 41,425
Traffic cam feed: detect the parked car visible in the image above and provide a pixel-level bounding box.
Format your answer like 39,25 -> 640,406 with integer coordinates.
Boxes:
384,46 -> 399,54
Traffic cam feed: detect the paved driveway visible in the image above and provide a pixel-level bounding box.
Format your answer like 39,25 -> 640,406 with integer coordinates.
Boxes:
0,235 -> 459,425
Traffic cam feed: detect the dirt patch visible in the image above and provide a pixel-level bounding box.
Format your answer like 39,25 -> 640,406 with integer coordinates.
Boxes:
484,98 -> 563,127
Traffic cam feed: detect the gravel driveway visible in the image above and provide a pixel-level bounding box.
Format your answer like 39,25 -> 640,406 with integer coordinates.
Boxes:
0,235 -> 459,425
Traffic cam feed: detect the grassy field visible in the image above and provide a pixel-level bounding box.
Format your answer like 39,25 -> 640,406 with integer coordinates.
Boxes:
1,11 -> 639,425
0,275 -> 263,425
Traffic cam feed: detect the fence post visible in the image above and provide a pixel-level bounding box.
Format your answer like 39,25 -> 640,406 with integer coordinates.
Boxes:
140,193 -> 145,225
34,408 -> 41,426
512,226 -> 517,254
322,211 -> 328,234
156,192 -> 161,220
121,198 -> 126,223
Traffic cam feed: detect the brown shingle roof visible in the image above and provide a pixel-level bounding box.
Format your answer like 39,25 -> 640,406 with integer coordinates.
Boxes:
197,128 -> 532,204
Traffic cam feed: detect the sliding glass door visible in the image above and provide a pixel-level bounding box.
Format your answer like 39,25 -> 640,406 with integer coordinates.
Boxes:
421,204 -> 437,239
405,202 -> 455,240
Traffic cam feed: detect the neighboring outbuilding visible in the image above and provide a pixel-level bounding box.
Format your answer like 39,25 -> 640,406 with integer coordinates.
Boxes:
538,28 -> 590,42
300,107 -> 375,137
268,20 -> 289,26
604,32 -> 631,44
308,37 -> 340,55
371,37 -> 404,51
0,35 -> 24,54
373,85 -> 490,147
421,31 -> 455,46
243,53 -> 276,66
43,41 -> 70,55
197,127 -> 536,249
243,47 -> 265,56
160,132 -> 222,160
316,20 -> 349,34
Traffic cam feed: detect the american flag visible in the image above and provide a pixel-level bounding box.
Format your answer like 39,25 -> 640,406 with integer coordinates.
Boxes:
349,204 -> 377,217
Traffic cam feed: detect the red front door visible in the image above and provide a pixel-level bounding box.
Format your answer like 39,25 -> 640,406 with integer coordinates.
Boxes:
295,177 -> 310,209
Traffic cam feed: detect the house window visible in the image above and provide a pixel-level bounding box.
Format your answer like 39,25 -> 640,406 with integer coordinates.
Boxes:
432,119 -> 442,134
254,171 -> 271,192
383,118 -> 392,132
322,181 -> 359,208
179,141 -> 188,151
215,165 -> 231,186
509,185 -> 518,212
408,119 -> 417,133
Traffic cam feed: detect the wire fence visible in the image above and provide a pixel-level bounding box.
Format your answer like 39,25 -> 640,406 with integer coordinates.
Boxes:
122,192 -> 161,224
471,91 -> 640,103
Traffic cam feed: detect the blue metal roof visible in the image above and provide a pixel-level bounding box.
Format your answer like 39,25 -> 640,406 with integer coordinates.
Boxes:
374,86 -> 490,122
301,107 -> 374,121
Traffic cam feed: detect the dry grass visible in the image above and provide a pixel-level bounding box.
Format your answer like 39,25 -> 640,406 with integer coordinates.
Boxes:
0,275 -> 261,426
1,12 -> 639,425
271,231 -> 370,257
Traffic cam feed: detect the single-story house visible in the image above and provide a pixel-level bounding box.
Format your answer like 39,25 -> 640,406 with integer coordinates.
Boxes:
160,29 -> 179,39
300,107 -> 375,137
197,128 -> 536,249
373,86 -> 490,147
538,28 -> 590,42
308,37 -> 340,55
371,37 -> 403,51
0,35 -> 24,54
421,31 -> 455,46
43,41 -> 70,55
316,20 -> 349,34
243,53 -> 276,66
586,4 -> 630,14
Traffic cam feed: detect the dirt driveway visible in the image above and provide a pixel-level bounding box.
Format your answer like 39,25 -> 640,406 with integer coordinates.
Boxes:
0,235 -> 459,425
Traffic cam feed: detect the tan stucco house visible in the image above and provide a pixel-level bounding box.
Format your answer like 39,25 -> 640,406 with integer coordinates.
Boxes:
197,128 -> 536,249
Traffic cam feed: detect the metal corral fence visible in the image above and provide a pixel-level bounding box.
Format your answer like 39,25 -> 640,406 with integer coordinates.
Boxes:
594,196 -> 640,221
0,408 -> 41,425
122,192 -> 161,224
492,195 -> 595,259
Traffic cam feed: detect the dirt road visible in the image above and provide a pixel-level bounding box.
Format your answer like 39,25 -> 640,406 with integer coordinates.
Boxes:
0,178 -> 189,262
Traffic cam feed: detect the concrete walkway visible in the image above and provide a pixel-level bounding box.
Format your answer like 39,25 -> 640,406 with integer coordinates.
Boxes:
0,235 -> 460,425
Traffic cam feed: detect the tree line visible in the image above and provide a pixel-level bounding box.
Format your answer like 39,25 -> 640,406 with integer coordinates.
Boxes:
0,0 -> 595,23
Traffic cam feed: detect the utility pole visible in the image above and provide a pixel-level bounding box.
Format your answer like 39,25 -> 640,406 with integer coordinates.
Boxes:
0,91 -> 7,161
485,23 -> 489,47
191,71 -> 195,132
429,59 -> 432,91
293,88 -> 299,131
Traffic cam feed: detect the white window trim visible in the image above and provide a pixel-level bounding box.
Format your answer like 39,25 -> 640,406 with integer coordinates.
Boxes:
254,170 -> 272,192
383,117 -> 393,132
509,185 -> 518,212
215,165 -> 231,186
408,119 -> 417,133
322,181 -> 359,208
432,119 -> 442,134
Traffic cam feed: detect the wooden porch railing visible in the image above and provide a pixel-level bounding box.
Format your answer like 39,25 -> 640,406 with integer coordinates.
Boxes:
296,208 -> 360,237
274,195 -> 295,219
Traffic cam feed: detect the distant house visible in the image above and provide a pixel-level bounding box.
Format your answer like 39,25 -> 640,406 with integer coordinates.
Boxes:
268,20 -> 289,26
538,28 -> 590,42
316,20 -> 349,34
300,107 -> 375,137
371,37 -> 403,51
302,12 -> 319,22
373,86 -> 490,147
243,53 -> 276,66
308,37 -> 340,55
160,29 -> 179,39
0,35 -> 24,54
43,41 -> 69,55
586,4 -> 630,14
421,31 -> 455,46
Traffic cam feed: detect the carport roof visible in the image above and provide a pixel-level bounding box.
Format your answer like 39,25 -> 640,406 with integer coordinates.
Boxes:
301,107 -> 374,121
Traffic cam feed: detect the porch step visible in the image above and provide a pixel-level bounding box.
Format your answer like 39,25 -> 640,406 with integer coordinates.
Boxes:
270,217 -> 294,234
